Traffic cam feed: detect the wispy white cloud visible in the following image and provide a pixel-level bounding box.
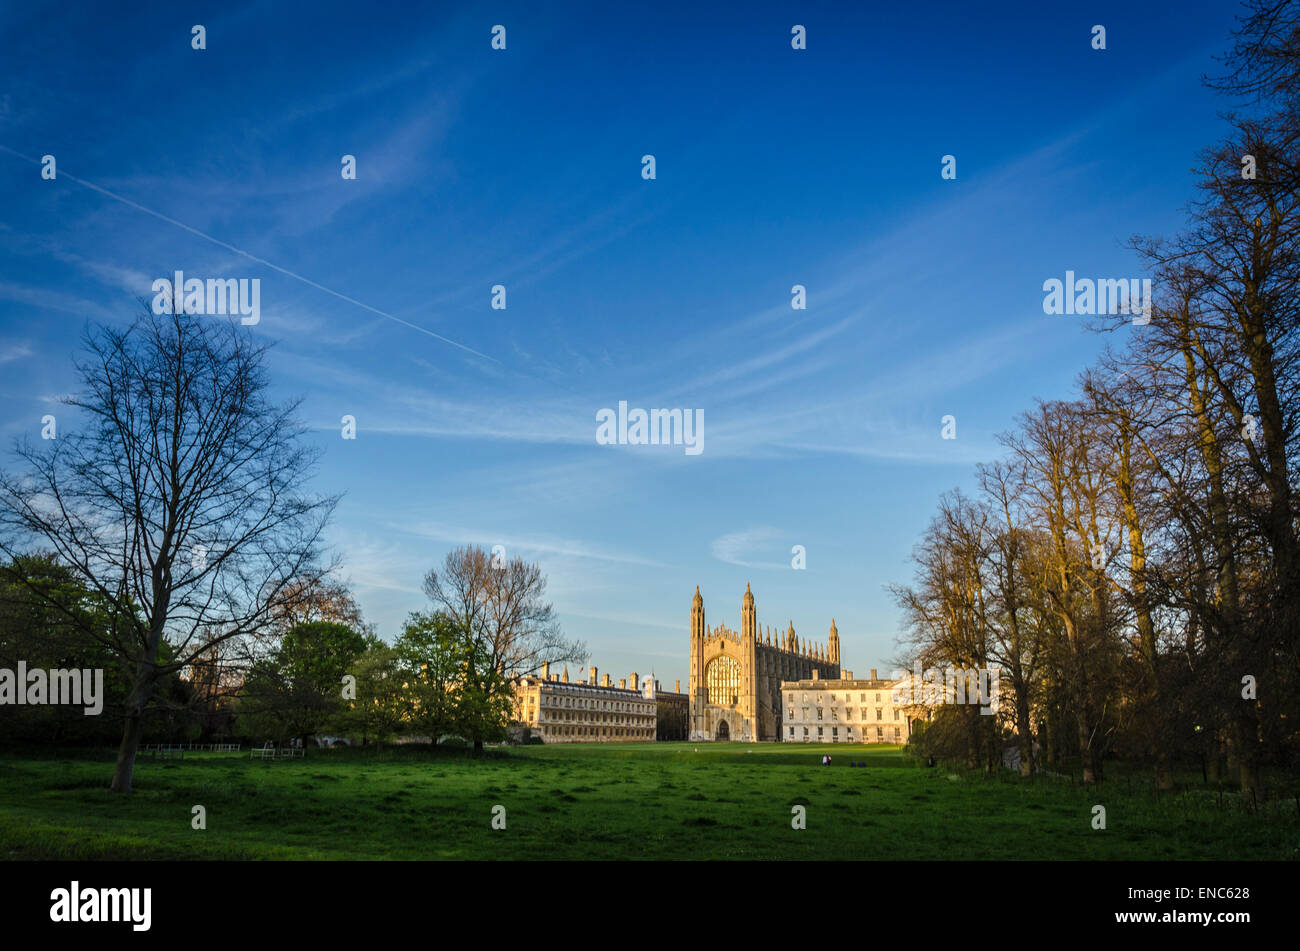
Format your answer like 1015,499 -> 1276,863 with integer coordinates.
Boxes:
560,608 -> 680,634
0,340 -> 32,364
710,526 -> 790,570
0,279 -> 115,321
396,521 -> 668,568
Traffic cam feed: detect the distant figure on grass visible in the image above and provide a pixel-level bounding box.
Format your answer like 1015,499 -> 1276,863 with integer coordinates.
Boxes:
822,754 -> 831,766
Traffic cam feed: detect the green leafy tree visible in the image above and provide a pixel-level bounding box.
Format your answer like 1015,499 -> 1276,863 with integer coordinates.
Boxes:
0,553 -> 198,746
0,554 -> 127,745
337,638 -> 406,746
454,634 -> 513,748
238,620 -> 366,747
394,611 -> 465,742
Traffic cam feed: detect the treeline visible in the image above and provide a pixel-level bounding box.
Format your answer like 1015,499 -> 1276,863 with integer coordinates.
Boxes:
1,546 -> 585,753
892,1 -> 1300,794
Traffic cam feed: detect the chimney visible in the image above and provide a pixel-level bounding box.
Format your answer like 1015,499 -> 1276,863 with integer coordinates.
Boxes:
675,679 -> 681,693
590,665 -> 598,685
619,678 -> 626,690
601,672 -> 611,687
812,669 -> 819,681
843,670 -> 853,680
629,672 -> 639,691
541,662 -> 550,681
871,668 -> 878,681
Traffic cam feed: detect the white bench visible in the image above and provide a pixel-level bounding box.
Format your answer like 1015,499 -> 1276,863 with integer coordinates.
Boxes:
249,743 -> 305,760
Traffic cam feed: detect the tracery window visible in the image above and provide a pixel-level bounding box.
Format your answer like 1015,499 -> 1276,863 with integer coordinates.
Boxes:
706,656 -> 742,706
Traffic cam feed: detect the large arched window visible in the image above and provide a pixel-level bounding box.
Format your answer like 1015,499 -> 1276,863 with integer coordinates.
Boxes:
706,656 -> 741,706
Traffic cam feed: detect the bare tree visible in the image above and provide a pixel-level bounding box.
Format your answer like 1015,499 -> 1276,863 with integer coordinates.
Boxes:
267,574 -> 370,638
978,460 -> 1046,777
1127,117 -> 1300,791
0,304 -> 336,792
1002,401 -> 1125,784
890,491 -> 1001,772
422,545 -> 585,752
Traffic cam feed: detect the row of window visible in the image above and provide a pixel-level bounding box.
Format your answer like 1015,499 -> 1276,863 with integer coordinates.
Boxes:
541,726 -> 653,738
790,692 -> 885,704
540,711 -> 653,723
790,726 -> 903,740
537,695 -> 650,713
789,707 -> 900,721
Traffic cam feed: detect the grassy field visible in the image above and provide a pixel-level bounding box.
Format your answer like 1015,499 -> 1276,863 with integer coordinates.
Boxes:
1,743 -> 1295,860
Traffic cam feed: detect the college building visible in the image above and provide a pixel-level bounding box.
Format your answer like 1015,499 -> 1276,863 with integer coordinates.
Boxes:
781,670 -> 920,744
512,662 -> 658,743
653,680 -> 689,741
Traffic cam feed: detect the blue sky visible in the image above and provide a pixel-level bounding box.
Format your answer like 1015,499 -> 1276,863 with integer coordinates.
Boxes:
0,1 -> 1239,687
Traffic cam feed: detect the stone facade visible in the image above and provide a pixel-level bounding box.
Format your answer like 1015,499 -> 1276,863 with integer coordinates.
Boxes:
688,584 -> 840,742
512,663 -> 657,743
654,679 -> 689,741
781,671 -> 921,744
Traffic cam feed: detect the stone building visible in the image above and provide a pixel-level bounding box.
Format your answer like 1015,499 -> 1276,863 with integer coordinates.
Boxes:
654,679 -> 689,741
781,670 -> 919,744
688,584 -> 840,741
512,662 -> 657,743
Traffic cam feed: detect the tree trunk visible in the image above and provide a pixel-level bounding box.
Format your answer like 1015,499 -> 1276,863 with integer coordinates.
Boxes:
1076,708 -> 1096,784
1060,610 -> 1099,784
1117,425 -> 1168,790
1016,687 -> 1034,777
110,691 -> 147,793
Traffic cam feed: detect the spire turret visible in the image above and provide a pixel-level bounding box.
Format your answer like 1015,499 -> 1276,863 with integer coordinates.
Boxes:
741,582 -> 757,642
690,586 -> 705,704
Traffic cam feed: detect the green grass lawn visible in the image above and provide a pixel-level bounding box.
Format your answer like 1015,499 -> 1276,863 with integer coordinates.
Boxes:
1,743 -> 1295,860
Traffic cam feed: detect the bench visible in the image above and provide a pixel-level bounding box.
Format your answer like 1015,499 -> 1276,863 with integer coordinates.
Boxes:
249,743 -> 305,760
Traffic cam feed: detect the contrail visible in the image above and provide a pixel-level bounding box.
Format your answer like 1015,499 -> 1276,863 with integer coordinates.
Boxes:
0,145 -> 497,362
